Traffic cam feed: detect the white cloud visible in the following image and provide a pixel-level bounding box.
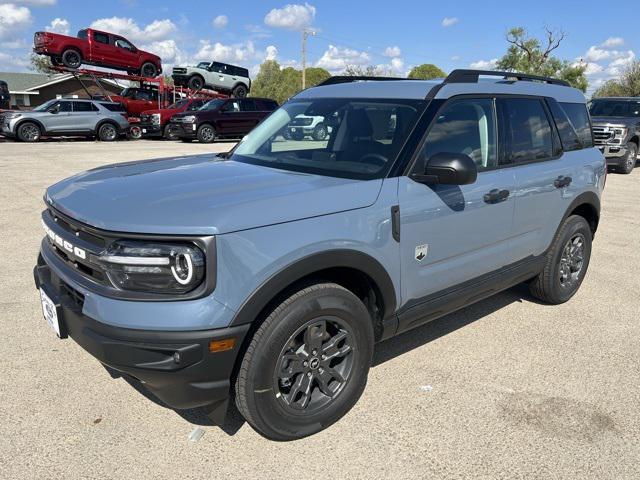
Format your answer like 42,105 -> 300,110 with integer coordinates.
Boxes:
45,17 -> 69,35
264,2 -> 315,30
469,58 -> 498,69
0,0 -> 55,5
585,46 -> 611,62
389,57 -> 404,72
441,17 -> 459,27
212,14 -> 228,29
0,50 -> 31,70
315,44 -> 370,73
90,17 -> 177,43
193,40 -> 263,64
265,45 -> 278,60
383,46 -> 401,58
0,3 -> 32,40
601,37 -> 624,48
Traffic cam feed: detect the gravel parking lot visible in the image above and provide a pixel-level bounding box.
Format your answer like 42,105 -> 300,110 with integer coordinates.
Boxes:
1,140 -> 638,479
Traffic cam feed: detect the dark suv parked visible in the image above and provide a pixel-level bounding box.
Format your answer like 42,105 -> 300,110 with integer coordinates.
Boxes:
169,97 -> 278,143
0,80 -> 9,110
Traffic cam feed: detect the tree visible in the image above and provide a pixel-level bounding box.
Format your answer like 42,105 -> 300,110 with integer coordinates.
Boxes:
593,60 -> 640,98
29,54 -> 53,73
408,64 -> 446,80
250,60 -> 330,104
495,27 -> 588,92
343,65 -> 394,77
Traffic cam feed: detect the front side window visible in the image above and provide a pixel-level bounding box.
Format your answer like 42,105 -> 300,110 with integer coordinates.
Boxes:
199,99 -> 225,111
562,102 -> 594,148
502,98 -> 553,163
231,98 -> 426,180
49,101 -> 71,113
222,100 -> 241,112
415,98 -> 498,172
114,38 -> 134,51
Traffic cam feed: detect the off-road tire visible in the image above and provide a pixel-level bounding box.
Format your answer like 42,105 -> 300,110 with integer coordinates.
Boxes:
529,215 -> 592,304
231,84 -> 248,98
17,121 -> 42,142
235,283 -> 374,441
619,142 -> 637,174
188,75 -> 205,91
61,49 -> 82,69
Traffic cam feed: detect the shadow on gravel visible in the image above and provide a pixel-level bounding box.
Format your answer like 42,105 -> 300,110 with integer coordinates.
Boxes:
107,283 -> 537,437
372,283 -> 534,367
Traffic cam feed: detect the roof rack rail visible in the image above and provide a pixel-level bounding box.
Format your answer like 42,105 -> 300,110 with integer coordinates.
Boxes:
318,75 -> 412,86
444,69 -> 570,87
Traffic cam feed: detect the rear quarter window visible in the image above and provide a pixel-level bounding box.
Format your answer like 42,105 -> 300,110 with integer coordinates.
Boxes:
93,32 -> 109,44
560,103 -> 594,148
547,100 -> 582,151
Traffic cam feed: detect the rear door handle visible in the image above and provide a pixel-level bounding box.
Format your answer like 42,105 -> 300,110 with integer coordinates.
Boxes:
483,189 -> 510,204
554,176 -> 572,188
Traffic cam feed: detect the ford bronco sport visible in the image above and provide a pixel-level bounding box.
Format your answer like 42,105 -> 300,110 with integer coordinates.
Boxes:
34,70 -> 605,440
172,61 -> 251,98
589,97 -> 640,174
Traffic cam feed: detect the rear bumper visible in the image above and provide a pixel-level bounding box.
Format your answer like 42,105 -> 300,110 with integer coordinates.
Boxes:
33,257 -> 250,413
169,122 -> 197,138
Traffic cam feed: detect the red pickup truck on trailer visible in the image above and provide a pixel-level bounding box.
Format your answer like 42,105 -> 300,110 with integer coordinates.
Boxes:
33,29 -> 162,78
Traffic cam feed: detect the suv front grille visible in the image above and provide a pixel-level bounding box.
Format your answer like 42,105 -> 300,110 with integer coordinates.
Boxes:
173,67 -> 187,74
592,126 -> 614,145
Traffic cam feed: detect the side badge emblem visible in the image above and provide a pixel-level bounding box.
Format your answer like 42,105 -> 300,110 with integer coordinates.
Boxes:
415,244 -> 428,262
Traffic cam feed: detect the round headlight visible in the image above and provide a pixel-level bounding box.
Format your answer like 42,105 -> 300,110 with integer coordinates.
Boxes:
172,252 -> 194,285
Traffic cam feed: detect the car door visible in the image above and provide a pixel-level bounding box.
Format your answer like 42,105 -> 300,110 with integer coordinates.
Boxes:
90,31 -> 111,64
209,62 -> 233,91
43,100 -> 74,132
71,101 -> 100,132
112,37 -> 138,70
397,97 -> 517,329
217,99 -> 244,134
503,97 -> 581,260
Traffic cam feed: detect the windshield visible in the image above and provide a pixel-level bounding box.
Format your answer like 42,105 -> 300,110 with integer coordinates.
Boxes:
231,98 -> 426,180
589,100 -> 640,118
196,62 -> 210,69
199,99 -> 225,111
33,100 -> 57,111
168,99 -> 189,109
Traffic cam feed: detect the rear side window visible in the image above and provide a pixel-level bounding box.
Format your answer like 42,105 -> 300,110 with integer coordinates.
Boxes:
547,100 -> 581,151
93,32 -> 109,45
418,98 -> 498,172
502,98 -> 553,163
73,102 -> 98,112
100,102 -> 125,112
560,103 -> 594,148
262,100 -> 278,111
241,99 -> 257,111
232,66 -> 249,78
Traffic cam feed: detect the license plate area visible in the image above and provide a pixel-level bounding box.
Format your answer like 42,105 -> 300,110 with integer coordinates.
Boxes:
40,287 -> 67,339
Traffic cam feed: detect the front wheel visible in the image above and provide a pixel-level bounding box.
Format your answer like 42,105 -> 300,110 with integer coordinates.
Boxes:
17,122 -> 41,142
235,283 -> 374,441
163,124 -> 178,140
196,124 -> 216,143
140,62 -> 158,78
619,142 -> 638,174
188,75 -> 204,91
312,123 -> 327,141
529,215 -> 592,304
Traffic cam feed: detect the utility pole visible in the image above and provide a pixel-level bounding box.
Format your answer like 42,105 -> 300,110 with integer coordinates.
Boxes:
301,28 -> 315,90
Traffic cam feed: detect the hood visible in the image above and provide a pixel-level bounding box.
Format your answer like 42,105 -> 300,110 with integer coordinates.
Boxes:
46,155 -> 383,235
591,116 -> 639,127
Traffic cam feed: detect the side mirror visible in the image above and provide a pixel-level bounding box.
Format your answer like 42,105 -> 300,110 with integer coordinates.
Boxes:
48,107 -> 59,114
411,152 -> 478,185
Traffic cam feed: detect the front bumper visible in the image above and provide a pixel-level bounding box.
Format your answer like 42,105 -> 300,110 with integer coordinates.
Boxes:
171,74 -> 190,87
169,122 -> 197,138
33,256 -> 250,417
139,122 -> 163,137
597,144 -> 628,166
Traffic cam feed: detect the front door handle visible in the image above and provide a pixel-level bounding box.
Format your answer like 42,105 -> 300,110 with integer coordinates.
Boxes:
554,176 -> 572,188
483,189 -> 510,204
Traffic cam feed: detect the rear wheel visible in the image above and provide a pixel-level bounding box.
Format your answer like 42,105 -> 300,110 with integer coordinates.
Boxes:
140,62 -> 158,78
235,283 -> 374,441
196,124 -> 216,143
188,75 -> 204,91
529,215 -> 592,304
98,123 -> 118,141
61,49 -> 82,69
619,142 -> 637,174
231,84 -> 248,98
17,122 -> 41,142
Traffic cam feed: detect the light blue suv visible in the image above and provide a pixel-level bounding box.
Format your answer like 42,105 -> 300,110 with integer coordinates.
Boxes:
34,70 -> 605,440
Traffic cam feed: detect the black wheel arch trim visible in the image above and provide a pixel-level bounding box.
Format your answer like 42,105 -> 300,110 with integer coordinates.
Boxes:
228,249 -> 397,327
560,190 -> 600,235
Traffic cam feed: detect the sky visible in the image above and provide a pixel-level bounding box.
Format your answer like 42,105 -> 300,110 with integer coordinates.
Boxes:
0,0 -> 636,95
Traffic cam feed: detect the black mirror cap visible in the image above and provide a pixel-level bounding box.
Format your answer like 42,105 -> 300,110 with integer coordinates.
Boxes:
423,152 -> 478,185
